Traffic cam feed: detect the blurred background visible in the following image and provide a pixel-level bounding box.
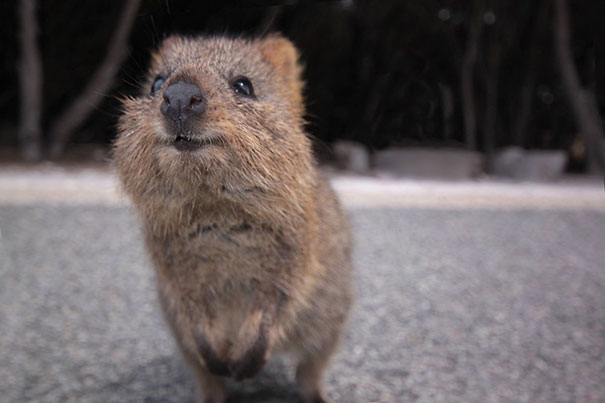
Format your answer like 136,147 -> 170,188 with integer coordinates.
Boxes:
1,0 -> 604,178
1,1 -> 604,403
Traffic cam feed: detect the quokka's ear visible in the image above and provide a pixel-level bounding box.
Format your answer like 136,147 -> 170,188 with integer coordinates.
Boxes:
158,35 -> 184,51
149,35 -> 184,71
260,34 -> 300,79
260,34 -> 305,116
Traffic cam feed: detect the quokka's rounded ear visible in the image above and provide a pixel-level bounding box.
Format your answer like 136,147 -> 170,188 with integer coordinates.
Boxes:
260,34 -> 305,116
158,34 -> 184,50
149,35 -> 183,70
260,34 -> 301,79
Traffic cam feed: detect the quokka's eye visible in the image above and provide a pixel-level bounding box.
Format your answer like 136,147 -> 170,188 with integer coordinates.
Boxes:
151,75 -> 166,94
231,76 -> 255,98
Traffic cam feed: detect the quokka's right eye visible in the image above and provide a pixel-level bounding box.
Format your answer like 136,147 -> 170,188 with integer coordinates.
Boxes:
231,76 -> 255,98
151,75 -> 166,94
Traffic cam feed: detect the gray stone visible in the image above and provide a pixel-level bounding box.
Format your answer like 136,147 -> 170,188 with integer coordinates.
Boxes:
332,140 -> 370,173
492,146 -> 525,178
374,147 -> 483,179
493,147 -> 568,181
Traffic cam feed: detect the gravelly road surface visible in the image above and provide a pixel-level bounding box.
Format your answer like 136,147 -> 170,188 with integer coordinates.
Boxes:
1,183 -> 604,402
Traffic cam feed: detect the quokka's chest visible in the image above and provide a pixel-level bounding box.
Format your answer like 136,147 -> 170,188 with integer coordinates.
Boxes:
150,220 -> 300,286
151,221 -> 299,337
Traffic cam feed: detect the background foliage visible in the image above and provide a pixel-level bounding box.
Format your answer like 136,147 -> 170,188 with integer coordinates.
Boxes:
1,0 -> 603,171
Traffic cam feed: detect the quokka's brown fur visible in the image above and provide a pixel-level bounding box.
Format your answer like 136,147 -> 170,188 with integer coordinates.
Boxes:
113,34 -> 352,403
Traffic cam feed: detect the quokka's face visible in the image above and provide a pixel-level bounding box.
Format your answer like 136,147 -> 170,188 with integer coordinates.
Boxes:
116,35 -> 310,194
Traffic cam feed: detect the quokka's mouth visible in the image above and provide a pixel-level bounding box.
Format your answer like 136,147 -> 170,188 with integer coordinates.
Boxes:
172,134 -> 220,152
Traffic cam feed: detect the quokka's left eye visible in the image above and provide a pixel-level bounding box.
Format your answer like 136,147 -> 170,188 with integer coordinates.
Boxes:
231,76 -> 255,98
151,75 -> 166,94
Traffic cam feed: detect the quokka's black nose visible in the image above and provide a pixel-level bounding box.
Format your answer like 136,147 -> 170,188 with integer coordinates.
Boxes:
161,81 -> 205,123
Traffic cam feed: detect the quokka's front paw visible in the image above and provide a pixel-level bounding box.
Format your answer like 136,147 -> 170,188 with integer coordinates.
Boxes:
307,393 -> 333,403
229,330 -> 269,381
194,329 -> 231,377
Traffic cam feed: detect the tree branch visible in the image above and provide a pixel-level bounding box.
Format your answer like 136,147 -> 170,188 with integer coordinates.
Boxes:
49,0 -> 141,158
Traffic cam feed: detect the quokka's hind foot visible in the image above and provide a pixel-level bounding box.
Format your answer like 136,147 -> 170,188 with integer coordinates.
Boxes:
184,353 -> 227,403
295,338 -> 339,403
195,366 -> 227,403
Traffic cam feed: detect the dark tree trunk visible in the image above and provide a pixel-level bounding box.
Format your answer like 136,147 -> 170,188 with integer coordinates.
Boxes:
17,0 -> 43,161
460,1 -> 483,150
513,1 -> 549,147
553,0 -> 605,173
438,83 -> 454,141
483,42 -> 501,171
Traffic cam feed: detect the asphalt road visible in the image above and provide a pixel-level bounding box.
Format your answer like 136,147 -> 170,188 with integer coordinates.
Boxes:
1,197 -> 604,402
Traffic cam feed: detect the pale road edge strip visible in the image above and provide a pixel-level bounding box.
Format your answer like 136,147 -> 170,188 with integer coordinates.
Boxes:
0,179 -> 603,211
